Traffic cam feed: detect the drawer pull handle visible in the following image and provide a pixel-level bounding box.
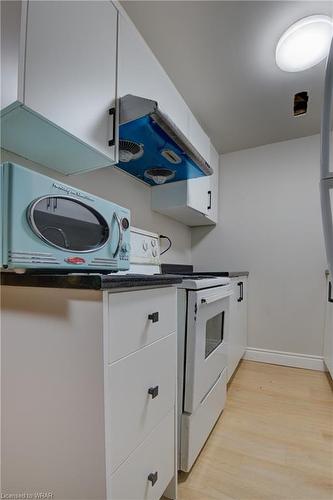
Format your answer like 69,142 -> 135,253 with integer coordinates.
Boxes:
148,386 -> 159,399
148,471 -> 158,486
148,312 -> 159,323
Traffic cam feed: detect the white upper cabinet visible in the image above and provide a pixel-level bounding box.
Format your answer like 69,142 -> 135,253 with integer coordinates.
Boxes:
151,143 -> 219,227
1,0 -> 118,175
117,10 -> 219,226
24,0 -> 118,160
206,143 -> 219,224
118,11 -> 213,166
151,177 -> 209,227
118,12 -> 189,137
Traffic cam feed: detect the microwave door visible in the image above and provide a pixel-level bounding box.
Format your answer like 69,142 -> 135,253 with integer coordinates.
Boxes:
184,287 -> 230,414
28,196 -> 110,253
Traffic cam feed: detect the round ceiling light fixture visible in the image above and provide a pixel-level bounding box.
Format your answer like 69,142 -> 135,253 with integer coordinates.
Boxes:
276,15 -> 333,72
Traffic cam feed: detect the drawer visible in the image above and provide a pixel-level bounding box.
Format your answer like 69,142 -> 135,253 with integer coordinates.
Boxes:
109,409 -> 175,500
107,287 -> 177,363
107,333 -> 176,473
180,368 -> 226,472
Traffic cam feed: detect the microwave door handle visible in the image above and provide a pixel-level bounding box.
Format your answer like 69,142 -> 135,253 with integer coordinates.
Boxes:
112,212 -> 123,258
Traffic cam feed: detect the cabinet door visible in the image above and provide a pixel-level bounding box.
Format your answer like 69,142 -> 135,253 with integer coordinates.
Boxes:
109,410 -> 174,500
118,13 -> 189,137
187,176 -> 210,216
24,1 -> 117,164
324,278 -> 333,377
227,278 -> 247,381
206,143 -> 219,224
239,278 -> 248,355
181,143 -> 218,226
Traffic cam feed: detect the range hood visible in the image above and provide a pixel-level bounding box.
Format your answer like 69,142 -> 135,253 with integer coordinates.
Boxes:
117,95 -> 213,185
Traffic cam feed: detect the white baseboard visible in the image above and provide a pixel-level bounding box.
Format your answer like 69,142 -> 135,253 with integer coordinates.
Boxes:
244,347 -> 326,372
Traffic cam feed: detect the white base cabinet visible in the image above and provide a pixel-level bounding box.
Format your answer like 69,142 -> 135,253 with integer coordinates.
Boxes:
2,285 -> 178,500
324,274 -> 333,378
1,0 -> 118,174
227,277 -> 248,381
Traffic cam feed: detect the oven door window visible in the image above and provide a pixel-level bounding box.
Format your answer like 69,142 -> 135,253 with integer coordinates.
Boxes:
28,196 -> 109,252
205,311 -> 225,358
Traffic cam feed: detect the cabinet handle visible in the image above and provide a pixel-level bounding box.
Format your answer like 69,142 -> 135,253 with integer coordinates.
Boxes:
207,190 -> 212,210
329,281 -> 333,303
148,386 -> 159,399
108,107 -> 116,147
148,312 -> 159,323
237,282 -> 243,302
148,471 -> 158,486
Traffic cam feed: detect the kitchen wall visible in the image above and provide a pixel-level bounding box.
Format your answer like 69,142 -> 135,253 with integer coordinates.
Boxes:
192,134 -> 327,357
0,149 -> 191,264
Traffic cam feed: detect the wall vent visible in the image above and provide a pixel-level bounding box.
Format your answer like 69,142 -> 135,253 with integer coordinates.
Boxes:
294,91 -> 309,116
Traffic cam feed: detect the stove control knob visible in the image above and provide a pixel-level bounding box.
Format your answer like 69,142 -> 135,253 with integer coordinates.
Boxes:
152,249 -> 157,257
151,240 -> 156,247
143,241 -> 148,251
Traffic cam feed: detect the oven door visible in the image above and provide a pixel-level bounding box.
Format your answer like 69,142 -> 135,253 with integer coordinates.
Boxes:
184,285 -> 232,414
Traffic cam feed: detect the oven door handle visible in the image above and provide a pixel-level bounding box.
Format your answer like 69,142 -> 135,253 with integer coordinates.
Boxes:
112,212 -> 123,258
201,289 -> 232,305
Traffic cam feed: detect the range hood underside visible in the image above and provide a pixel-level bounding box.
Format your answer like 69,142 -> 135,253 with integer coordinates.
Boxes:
117,95 -> 213,185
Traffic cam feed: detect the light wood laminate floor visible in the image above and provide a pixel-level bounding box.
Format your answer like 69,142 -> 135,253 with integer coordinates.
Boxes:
178,360 -> 333,500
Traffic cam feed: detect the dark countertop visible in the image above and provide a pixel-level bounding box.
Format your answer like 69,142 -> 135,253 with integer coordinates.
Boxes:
1,272 -> 182,290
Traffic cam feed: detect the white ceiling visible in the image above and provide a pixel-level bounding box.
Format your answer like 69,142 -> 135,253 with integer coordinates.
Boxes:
122,1 -> 333,153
